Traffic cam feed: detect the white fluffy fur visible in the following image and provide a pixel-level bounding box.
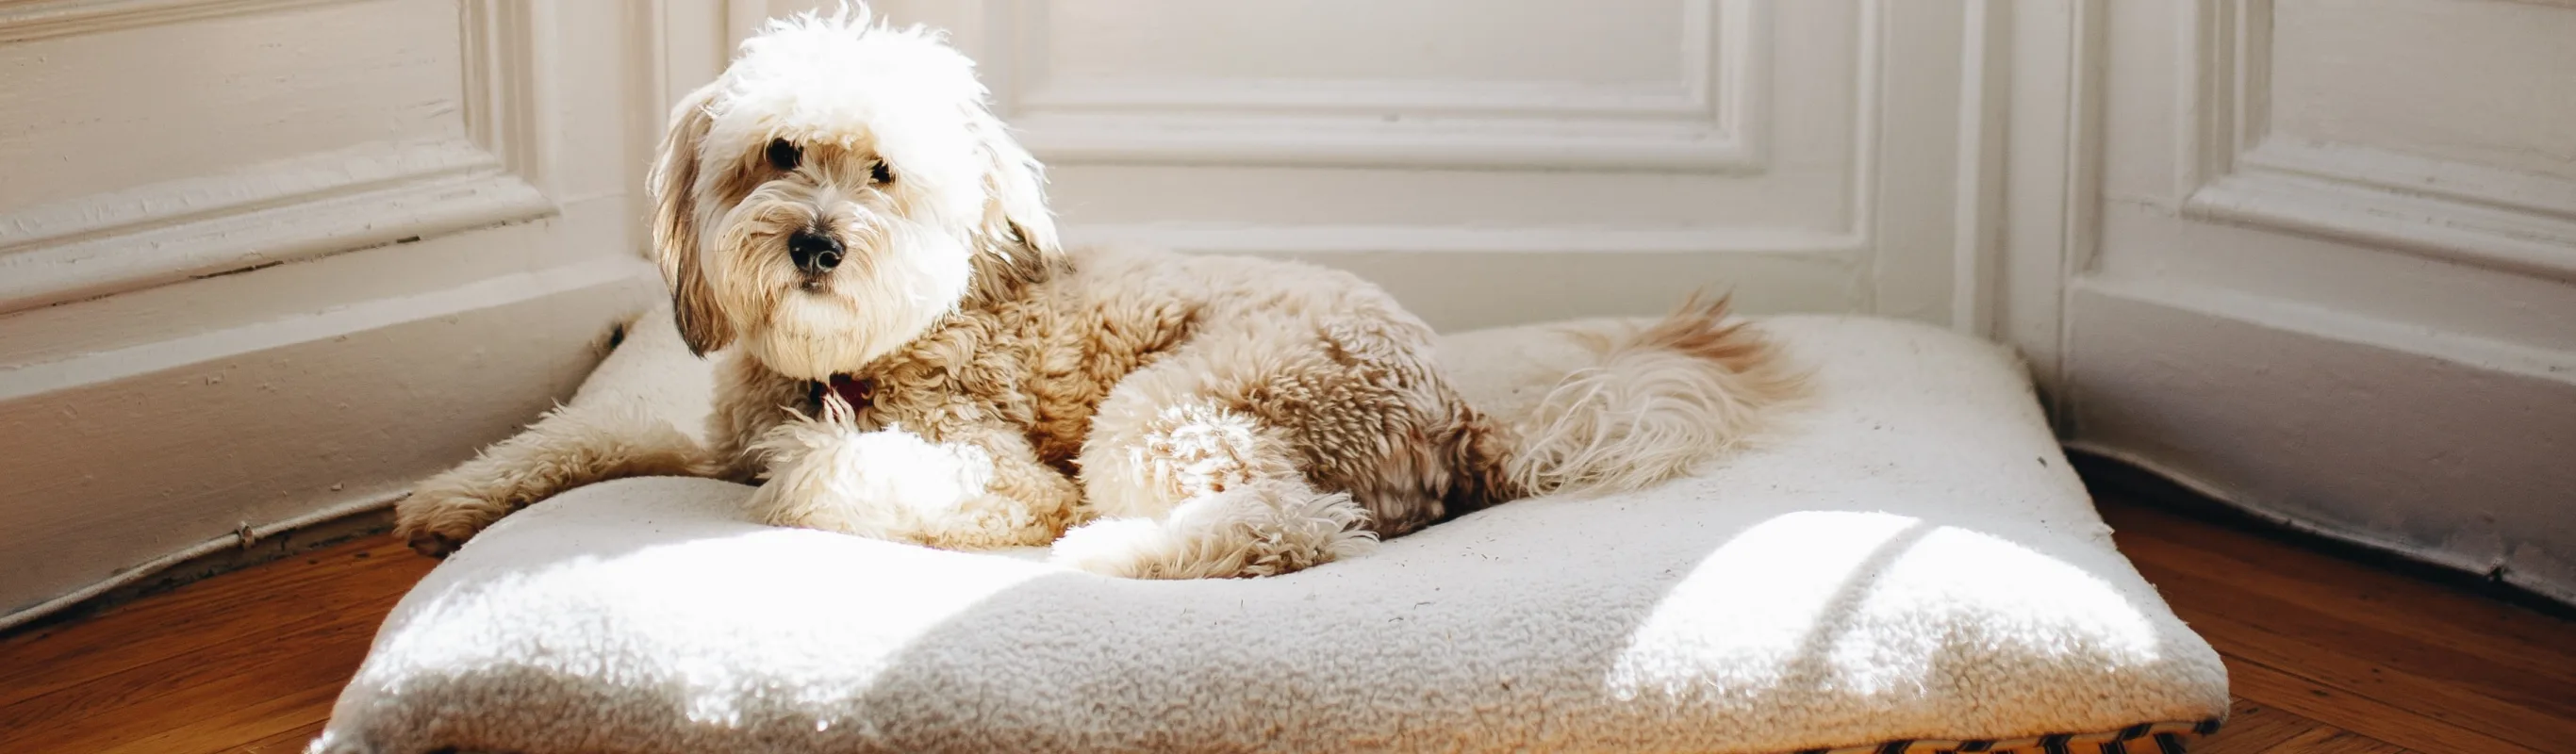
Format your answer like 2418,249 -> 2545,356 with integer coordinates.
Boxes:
1509,324 -> 1786,495
747,403 -> 1003,543
1053,479 -> 1377,580
661,6 -> 1046,379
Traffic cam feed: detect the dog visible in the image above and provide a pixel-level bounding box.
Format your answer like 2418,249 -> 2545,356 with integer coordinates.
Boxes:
393,7 -> 1803,579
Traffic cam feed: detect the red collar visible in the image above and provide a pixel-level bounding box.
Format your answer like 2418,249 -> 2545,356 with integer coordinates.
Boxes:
811,374 -> 876,408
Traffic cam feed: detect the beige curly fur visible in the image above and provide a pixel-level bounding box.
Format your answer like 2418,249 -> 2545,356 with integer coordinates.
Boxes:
394,7 -> 1803,579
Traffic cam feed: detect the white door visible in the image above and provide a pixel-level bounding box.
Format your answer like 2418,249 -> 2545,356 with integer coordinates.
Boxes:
2006,0 -> 2576,602
0,0 -> 686,622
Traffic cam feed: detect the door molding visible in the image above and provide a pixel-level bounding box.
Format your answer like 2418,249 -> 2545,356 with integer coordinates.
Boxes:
0,0 -> 559,315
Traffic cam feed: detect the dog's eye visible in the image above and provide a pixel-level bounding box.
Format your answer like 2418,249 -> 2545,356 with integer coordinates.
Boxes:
766,139 -> 801,171
868,160 -> 894,185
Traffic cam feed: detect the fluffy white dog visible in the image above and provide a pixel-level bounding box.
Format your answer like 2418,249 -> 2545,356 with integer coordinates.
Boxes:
394,8 -> 1802,579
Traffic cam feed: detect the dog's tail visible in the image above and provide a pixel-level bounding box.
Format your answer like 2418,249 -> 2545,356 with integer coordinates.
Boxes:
1448,294 -> 1805,510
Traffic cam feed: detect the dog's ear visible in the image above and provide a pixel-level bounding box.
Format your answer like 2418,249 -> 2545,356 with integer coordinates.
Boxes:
650,82 -> 735,356
965,104 -> 1060,265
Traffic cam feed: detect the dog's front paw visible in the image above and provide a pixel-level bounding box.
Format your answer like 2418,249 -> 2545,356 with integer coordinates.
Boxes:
1048,517 -> 1167,577
1048,482 -> 1378,579
746,415 -> 998,545
393,474 -> 515,559
405,529 -> 465,558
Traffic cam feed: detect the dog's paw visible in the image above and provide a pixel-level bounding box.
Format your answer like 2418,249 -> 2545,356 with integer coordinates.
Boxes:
392,477 -> 513,559
1048,484 -> 1378,579
405,529 -> 465,559
1048,517 -> 1166,577
747,418 -> 997,545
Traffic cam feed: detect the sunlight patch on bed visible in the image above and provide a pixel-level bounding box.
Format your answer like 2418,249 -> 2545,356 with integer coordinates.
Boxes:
1606,510 -> 2164,703
365,529 -> 1056,729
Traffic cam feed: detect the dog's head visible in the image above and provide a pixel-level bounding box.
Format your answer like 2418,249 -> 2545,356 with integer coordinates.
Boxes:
648,6 -> 1057,379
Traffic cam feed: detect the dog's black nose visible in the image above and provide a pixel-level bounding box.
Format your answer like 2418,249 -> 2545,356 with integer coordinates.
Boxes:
787,229 -> 844,273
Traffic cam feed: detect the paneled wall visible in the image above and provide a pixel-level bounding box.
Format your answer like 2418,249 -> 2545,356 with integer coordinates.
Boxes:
2007,0 -> 2576,601
743,0 -> 2006,332
0,0 -> 685,621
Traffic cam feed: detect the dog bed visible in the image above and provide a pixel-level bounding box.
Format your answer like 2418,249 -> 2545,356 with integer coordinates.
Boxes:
311,310 -> 2229,754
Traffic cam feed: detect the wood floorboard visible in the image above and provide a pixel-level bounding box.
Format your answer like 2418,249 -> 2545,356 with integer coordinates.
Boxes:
2103,504 -> 2576,679
2099,497 -> 2575,754
237,721 -> 334,754
2190,700 -> 2341,754
2142,563 -> 2576,724
0,540 -> 431,754
2264,727 -> 2416,754
2217,652 -> 2537,754
0,542 -> 427,711
0,479 -> 2567,753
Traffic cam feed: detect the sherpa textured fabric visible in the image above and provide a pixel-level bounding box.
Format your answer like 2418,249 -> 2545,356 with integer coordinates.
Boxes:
311,313 -> 2231,754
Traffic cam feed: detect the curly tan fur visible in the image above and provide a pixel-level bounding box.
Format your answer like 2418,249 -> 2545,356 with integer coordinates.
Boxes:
392,8 -> 1803,578
397,401 -> 714,555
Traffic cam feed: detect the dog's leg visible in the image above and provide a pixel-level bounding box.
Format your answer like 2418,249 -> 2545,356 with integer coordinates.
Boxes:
701,350 -> 817,482
1055,360 -> 1379,579
745,399 -> 1080,549
1054,308 -> 1478,579
397,401 -> 712,556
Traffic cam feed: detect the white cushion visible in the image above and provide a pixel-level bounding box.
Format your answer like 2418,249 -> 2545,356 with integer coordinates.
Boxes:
313,315 -> 2229,754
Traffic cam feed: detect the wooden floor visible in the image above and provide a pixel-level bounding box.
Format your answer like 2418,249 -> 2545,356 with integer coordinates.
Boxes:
1,484 -> 2569,753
